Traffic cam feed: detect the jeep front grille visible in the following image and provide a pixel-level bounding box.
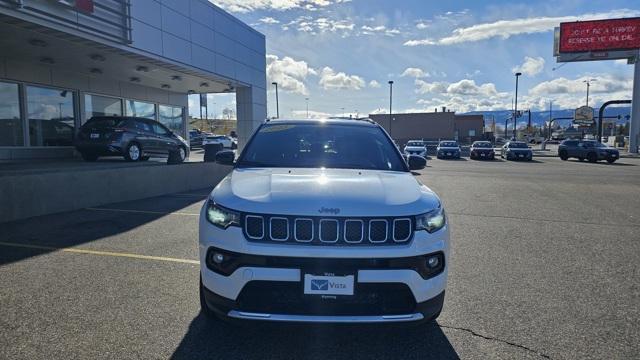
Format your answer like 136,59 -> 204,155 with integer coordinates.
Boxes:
242,214 -> 414,246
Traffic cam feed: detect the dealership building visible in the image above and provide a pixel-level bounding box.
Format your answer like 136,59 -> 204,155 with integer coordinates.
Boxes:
0,0 -> 266,161
370,110 -> 485,145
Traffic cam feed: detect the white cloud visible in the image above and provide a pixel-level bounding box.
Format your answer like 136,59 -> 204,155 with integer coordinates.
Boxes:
319,67 -> 365,90
368,80 -> 381,88
266,54 -> 317,95
415,79 -> 448,94
292,110 -> 332,118
512,56 -> 545,77
416,21 -> 430,30
286,16 -> 355,34
529,74 -> 632,96
447,79 -> 498,96
401,67 -> 429,78
211,0 -> 349,13
404,8 -> 640,46
258,17 -> 280,24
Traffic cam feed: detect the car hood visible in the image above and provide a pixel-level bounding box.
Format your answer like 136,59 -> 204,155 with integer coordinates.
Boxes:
404,146 -> 426,152
211,168 -> 440,217
507,148 -> 531,151
438,147 -> 460,150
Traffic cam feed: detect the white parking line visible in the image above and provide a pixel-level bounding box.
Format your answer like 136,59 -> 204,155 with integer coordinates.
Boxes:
86,207 -> 199,216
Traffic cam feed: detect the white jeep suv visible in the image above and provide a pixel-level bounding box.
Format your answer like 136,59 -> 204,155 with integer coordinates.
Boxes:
199,119 -> 449,324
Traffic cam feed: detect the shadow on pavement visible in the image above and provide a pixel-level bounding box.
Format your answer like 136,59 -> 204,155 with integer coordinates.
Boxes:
0,189 -> 209,266
171,313 -> 459,360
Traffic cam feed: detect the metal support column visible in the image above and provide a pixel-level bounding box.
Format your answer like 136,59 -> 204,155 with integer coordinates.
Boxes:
629,51 -> 640,153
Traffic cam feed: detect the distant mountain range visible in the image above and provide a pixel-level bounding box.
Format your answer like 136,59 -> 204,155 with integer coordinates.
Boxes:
464,107 -> 632,128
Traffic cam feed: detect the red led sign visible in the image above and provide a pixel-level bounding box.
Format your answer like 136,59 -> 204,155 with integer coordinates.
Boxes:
559,17 -> 640,53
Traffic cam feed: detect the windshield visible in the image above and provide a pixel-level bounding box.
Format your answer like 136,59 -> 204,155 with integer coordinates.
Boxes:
509,142 -> 528,148
237,123 -> 407,171
407,141 -> 424,147
473,142 -> 492,148
440,142 -> 458,147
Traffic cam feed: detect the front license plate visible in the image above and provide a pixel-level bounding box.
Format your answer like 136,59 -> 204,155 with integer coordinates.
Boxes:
480,153 -> 485,157
90,133 -> 99,139
519,154 -> 524,158
304,274 -> 354,296
446,152 -> 451,156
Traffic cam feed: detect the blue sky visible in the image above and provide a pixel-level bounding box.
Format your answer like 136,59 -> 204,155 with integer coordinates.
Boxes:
204,0 -> 639,119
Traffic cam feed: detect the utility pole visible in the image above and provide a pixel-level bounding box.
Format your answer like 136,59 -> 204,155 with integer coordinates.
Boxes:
584,79 -> 597,107
548,100 -> 553,140
388,80 -> 394,137
513,72 -> 522,139
305,97 -> 309,118
271,82 -> 279,118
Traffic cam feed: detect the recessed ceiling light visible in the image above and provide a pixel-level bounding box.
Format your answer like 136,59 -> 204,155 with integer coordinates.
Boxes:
89,54 -> 106,62
161,84 -> 171,89
129,77 -> 141,83
90,68 -> 102,74
29,39 -> 48,47
39,57 -> 55,64
199,82 -> 209,88
136,66 -> 149,72
171,75 -> 182,81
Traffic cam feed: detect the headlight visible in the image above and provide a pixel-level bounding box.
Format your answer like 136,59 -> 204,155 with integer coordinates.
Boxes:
206,200 -> 240,229
415,207 -> 446,233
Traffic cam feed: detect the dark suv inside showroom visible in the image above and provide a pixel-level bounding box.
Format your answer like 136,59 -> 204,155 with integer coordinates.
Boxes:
75,116 -> 189,164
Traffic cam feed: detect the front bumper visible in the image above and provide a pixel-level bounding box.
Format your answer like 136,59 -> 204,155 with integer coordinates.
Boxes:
202,281 -> 445,324
199,206 -> 450,323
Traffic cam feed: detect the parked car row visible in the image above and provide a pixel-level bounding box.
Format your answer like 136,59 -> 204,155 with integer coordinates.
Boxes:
402,140 -> 531,162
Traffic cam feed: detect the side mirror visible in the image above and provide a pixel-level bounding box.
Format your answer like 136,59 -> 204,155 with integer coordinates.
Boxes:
408,155 -> 426,170
215,150 -> 235,165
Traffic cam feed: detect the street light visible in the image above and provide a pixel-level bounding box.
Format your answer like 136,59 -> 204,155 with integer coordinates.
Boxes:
388,80 -> 394,137
271,82 -> 279,118
583,79 -> 597,107
513,72 -> 522,139
305,97 -> 309,118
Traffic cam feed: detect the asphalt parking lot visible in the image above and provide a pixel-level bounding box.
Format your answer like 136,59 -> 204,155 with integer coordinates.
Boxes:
1,157 -> 639,360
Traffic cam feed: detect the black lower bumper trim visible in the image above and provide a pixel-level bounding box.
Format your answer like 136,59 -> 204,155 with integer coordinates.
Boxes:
202,283 -> 445,323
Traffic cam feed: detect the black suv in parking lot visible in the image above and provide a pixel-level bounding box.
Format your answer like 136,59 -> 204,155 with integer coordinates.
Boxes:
558,139 -> 619,163
75,116 -> 189,163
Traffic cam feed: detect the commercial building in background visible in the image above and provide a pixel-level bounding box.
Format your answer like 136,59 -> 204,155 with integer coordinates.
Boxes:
0,0 -> 266,161
370,110 -> 484,145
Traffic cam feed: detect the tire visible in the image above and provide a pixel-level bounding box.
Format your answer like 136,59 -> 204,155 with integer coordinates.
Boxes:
559,150 -> 568,161
587,152 -> 597,163
81,152 -> 98,162
124,142 -> 142,162
606,157 -> 616,164
578,157 -> 584,162
167,146 -> 186,164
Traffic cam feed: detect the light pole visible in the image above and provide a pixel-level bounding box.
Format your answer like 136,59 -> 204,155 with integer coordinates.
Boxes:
584,79 -> 597,107
388,80 -> 394,137
271,82 -> 279,118
513,72 -> 522,139
548,100 -> 553,140
305,97 -> 309,118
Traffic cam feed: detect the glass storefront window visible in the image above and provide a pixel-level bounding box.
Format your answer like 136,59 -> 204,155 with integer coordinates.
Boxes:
85,94 -> 122,122
27,86 -> 75,146
125,100 -> 155,120
159,105 -> 184,135
0,82 -> 23,146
